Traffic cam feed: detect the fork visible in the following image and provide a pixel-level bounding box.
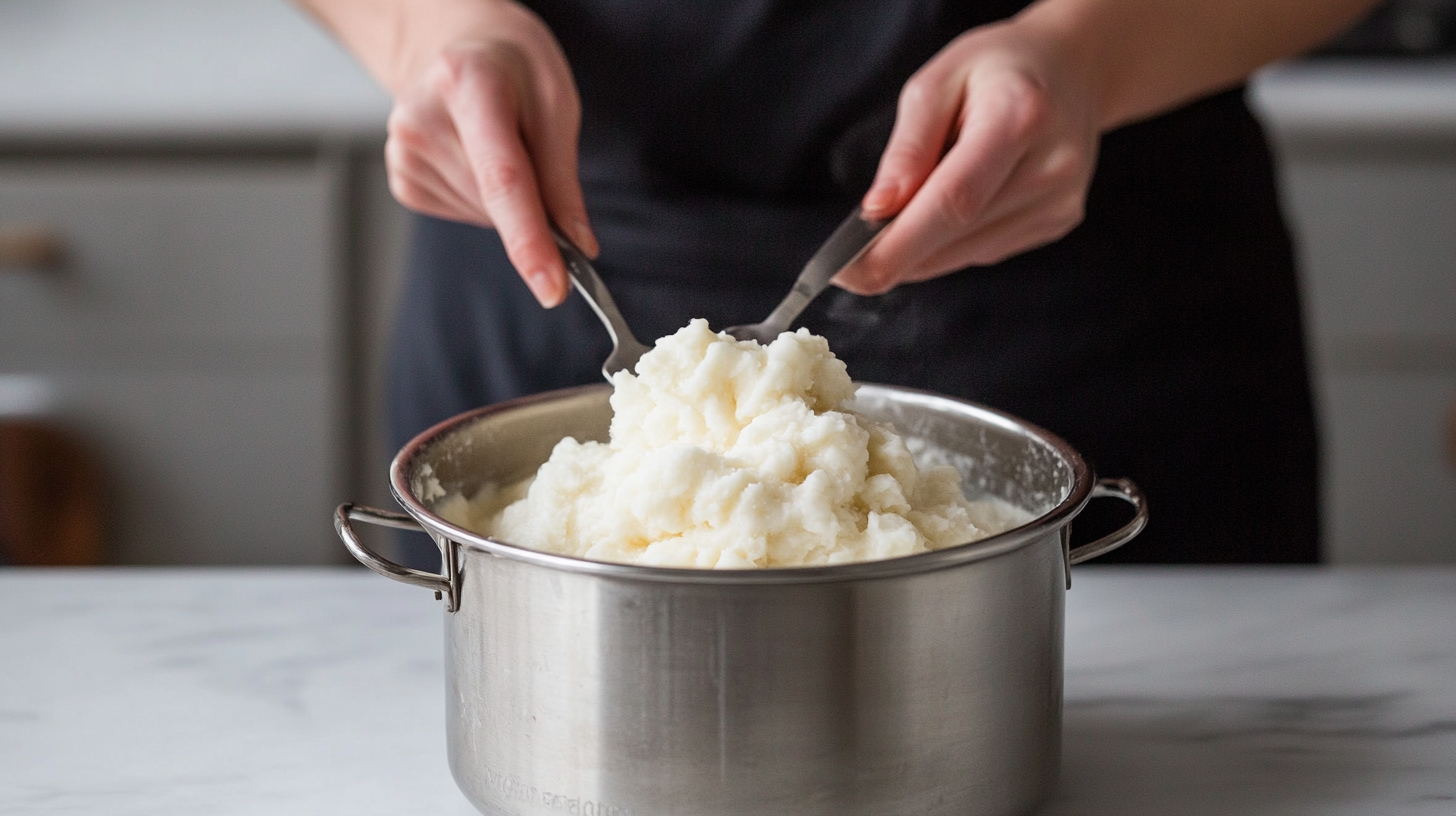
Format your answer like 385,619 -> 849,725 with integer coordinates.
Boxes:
550,225 -> 652,380
551,207 -> 889,380
723,207 -> 891,345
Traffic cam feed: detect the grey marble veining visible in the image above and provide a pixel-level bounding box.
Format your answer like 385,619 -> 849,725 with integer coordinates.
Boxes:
2,566 -> 1454,815
0,569 -> 475,816
1051,567 -> 1456,816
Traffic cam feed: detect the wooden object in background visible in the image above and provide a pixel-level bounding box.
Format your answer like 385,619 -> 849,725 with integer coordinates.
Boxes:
1,160 -> 343,565
0,223 -> 66,270
0,420 -> 105,565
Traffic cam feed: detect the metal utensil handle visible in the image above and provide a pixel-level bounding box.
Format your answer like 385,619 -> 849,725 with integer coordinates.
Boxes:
549,226 -> 650,377
758,207 -> 890,335
334,503 -> 460,612
1067,478 -> 1148,565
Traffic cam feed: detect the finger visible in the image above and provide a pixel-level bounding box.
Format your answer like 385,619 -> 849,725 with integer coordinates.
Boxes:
386,139 -> 487,224
962,137 -> 1094,232
387,99 -> 491,221
388,164 -> 483,225
444,51 -> 568,308
861,66 -> 964,220
910,185 -> 1085,278
517,74 -> 597,257
901,72 -> 1046,243
848,73 -> 1046,292
833,185 -> 1081,297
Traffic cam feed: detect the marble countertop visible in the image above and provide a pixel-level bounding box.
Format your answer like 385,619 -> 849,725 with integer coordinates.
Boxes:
0,0 -> 1452,145
2,566 -> 1454,815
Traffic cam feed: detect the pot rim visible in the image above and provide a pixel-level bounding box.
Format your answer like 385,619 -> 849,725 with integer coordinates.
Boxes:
389,382 -> 1094,585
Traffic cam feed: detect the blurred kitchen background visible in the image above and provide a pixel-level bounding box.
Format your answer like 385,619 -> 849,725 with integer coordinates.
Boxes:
0,0 -> 1452,567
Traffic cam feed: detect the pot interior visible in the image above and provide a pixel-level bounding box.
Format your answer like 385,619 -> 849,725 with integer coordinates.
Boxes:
396,383 -> 1083,537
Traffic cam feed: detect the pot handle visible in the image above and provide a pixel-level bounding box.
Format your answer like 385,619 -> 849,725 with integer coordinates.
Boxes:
334,503 -> 459,612
1067,477 -> 1148,566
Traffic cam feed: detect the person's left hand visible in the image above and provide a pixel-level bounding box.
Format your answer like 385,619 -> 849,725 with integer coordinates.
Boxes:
836,16 -> 1100,294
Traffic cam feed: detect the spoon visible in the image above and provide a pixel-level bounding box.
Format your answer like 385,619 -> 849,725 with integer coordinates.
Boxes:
724,207 -> 891,345
550,226 -> 651,380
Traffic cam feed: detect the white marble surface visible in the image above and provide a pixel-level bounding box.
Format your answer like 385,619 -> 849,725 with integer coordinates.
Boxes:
1,567 -> 1454,815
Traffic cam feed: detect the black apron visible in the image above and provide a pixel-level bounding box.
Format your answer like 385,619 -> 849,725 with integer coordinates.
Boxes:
387,0 -> 1319,566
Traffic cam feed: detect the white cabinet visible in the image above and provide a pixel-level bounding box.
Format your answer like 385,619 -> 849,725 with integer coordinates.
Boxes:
0,0 -> 406,566
1269,134 -> 1456,563
0,156 -> 349,564
1251,61 -> 1456,564
1320,371 -> 1456,562
1288,158 -> 1456,339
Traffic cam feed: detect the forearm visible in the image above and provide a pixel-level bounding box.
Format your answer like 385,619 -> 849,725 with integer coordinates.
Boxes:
296,0 -> 505,93
1017,0 -> 1378,130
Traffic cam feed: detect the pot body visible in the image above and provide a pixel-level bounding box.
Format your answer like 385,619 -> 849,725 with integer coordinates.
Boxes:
337,384 -> 1146,816
445,528 -> 1064,816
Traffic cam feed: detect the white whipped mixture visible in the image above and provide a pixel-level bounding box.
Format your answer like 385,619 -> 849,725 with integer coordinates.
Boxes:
435,319 -> 1029,568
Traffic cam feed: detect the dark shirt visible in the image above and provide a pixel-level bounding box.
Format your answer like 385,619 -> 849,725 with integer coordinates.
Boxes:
534,0 -> 1024,286
388,0 -> 1320,565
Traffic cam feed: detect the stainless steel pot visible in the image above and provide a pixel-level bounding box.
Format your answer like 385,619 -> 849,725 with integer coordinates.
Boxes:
336,383 -> 1146,816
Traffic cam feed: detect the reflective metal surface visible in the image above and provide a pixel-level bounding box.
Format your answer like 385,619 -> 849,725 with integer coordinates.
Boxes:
550,225 -> 651,378
337,384 -> 1148,816
1068,478 -> 1148,566
724,207 -> 890,345
335,504 -> 459,611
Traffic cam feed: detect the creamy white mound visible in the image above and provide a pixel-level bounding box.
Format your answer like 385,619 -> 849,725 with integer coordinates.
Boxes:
436,319 -> 1030,568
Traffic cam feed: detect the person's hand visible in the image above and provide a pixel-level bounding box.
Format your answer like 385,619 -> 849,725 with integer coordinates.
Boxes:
382,0 -> 595,307
837,17 -> 1100,295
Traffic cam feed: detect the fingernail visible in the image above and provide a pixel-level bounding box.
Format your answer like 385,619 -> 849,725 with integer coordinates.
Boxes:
863,184 -> 897,216
527,268 -> 564,308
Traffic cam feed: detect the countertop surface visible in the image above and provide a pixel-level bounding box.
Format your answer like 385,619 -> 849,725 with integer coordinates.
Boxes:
2,566 -> 1454,815
0,0 -> 1453,143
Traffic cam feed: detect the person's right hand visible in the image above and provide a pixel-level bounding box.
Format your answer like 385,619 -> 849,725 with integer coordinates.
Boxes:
380,0 -> 595,307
